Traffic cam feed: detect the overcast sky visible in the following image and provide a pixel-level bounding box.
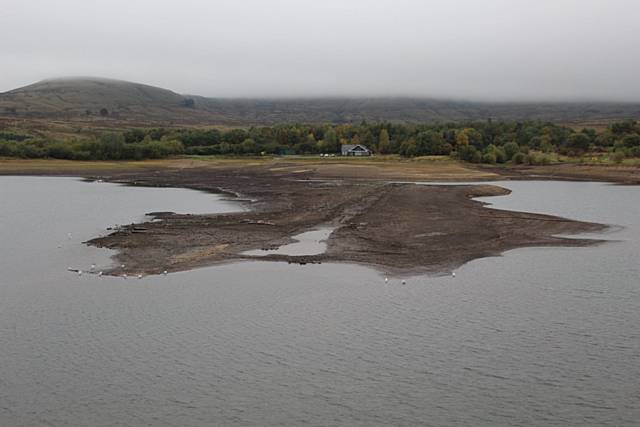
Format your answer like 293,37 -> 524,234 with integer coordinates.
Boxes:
1,0 -> 639,100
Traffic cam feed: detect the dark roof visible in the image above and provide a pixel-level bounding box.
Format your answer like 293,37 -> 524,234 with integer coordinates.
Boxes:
342,144 -> 370,151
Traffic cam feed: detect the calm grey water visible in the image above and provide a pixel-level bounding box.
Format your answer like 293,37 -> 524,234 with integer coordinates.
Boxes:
0,177 -> 638,426
243,227 -> 334,257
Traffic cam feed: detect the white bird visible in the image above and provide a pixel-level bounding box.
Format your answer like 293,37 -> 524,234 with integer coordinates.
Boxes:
452,272 -> 456,277
121,264 -> 126,268
163,270 -> 168,275
78,270 -> 82,276
137,274 -> 143,279
98,271 -> 103,277
401,279 -> 406,285
122,273 -> 127,279
384,277 -> 388,283
90,264 -> 96,271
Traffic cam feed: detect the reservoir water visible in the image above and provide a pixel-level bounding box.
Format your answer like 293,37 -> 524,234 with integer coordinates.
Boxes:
0,177 -> 638,426
243,227 -> 334,257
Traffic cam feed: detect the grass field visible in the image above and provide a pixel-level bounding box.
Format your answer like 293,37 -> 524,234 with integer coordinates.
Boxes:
2,154 -> 640,184
0,155 -> 499,181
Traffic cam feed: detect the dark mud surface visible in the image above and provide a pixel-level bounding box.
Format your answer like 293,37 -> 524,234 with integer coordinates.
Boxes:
73,165 -> 607,276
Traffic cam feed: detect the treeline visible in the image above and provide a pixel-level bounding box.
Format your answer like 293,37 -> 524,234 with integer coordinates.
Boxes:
1,119 -> 640,162
0,133 -> 184,160
142,119 -> 640,163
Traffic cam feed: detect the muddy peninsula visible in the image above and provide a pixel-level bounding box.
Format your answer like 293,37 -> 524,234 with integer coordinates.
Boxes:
45,161 -> 606,276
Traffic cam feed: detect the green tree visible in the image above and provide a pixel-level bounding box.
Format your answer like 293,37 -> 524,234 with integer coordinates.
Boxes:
621,133 -> 640,148
359,129 -> 375,150
241,138 -> 258,154
416,131 -> 447,155
512,152 -> 527,164
98,132 -> 125,159
455,130 -> 470,147
494,147 -> 507,163
566,133 -> 590,154
539,137 -> 554,153
323,128 -> 339,153
399,138 -> 417,157
459,128 -> 483,149
378,129 -> 391,154
610,119 -> 637,135
457,145 -> 481,163
306,133 -> 316,145
482,152 -> 497,164
503,142 -> 520,160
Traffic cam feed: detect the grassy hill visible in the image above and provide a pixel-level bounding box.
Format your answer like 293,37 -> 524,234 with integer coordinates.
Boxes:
0,77 -> 206,123
2,77 -> 640,125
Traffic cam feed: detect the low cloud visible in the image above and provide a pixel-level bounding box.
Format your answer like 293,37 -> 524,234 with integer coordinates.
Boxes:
1,0 -> 639,101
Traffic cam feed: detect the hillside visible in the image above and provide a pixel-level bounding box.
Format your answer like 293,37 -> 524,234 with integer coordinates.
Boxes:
0,77 -> 208,122
1,77 -> 640,125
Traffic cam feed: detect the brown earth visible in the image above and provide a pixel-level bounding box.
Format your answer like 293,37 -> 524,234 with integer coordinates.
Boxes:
0,157 -> 618,276
480,163 -> 640,185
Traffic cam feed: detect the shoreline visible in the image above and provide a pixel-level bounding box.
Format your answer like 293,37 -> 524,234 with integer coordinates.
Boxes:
0,158 -> 621,276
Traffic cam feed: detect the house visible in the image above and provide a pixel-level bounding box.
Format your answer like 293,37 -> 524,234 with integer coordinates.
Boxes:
341,144 -> 372,156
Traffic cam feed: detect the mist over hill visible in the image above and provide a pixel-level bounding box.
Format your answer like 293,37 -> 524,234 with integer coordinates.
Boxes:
1,77 -> 639,125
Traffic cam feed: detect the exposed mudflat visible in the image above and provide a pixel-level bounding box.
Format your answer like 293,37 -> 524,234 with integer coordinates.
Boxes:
70,164 -> 607,276
482,163 -> 640,185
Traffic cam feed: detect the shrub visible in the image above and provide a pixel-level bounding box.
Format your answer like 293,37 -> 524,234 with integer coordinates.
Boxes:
512,152 -> 527,164
503,142 -> 520,160
527,152 -> 551,165
612,151 -> 626,164
399,140 -> 417,157
494,147 -> 507,163
540,140 -> 554,153
457,145 -> 479,162
0,131 -> 31,142
482,152 -> 497,164
566,133 -> 591,154
622,134 -> 640,148
628,146 -> 640,157
0,135 -> 184,161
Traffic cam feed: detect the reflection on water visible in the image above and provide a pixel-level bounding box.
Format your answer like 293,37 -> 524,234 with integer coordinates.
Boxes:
243,227 -> 334,256
0,177 -> 639,426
